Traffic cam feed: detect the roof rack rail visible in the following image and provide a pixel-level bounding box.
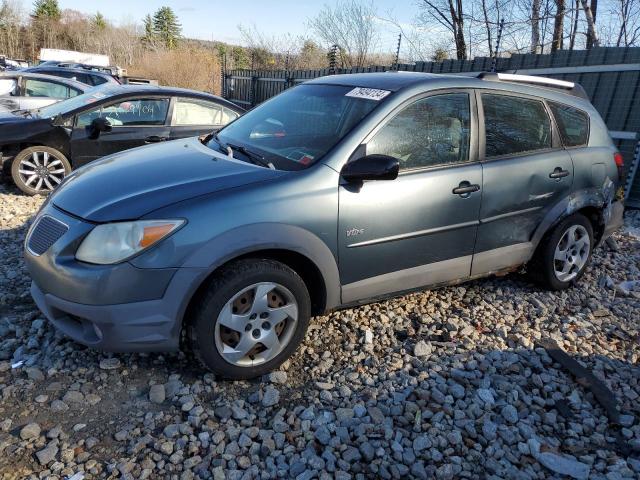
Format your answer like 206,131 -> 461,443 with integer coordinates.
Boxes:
477,72 -> 589,100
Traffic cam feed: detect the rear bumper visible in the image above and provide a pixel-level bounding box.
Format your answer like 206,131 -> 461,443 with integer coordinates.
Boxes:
30,266 -> 207,352
601,200 -> 625,244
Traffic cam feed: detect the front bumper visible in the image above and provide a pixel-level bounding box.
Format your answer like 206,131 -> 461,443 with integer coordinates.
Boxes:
25,204 -> 208,352
30,266 -> 207,352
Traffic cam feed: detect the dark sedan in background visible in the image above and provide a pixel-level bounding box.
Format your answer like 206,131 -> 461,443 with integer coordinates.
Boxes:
0,84 -> 244,194
21,64 -> 120,87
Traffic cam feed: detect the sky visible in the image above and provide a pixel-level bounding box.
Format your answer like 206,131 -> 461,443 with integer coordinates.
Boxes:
57,0 -> 418,52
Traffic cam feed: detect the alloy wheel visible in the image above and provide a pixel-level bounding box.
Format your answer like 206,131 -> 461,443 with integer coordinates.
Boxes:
17,150 -> 66,193
214,282 -> 298,367
553,225 -> 590,282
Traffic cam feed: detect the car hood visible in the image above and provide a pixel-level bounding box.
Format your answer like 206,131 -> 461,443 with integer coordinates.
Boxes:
51,137 -> 287,222
0,113 -> 51,138
0,111 -> 39,123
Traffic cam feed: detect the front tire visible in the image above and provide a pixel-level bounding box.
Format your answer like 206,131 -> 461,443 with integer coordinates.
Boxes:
530,213 -> 594,290
187,259 -> 311,380
11,146 -> 71,195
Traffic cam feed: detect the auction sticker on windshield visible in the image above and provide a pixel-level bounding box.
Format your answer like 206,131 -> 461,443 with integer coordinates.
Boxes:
345,87 -> 391,101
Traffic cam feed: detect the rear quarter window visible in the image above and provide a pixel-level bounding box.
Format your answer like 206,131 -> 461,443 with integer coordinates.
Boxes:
549,102 -> 589,147
90,75 -> 110,86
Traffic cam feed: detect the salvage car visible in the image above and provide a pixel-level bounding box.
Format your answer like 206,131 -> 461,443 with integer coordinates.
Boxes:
21,64 -> 120,86
1,84 -> 243,194
24,72 -> 624,379
0,72 -> 88,112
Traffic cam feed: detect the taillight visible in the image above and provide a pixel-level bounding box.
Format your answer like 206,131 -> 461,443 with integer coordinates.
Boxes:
614,152 -> 624,181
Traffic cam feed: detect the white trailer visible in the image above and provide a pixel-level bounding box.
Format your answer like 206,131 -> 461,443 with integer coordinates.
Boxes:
39,48 -> 110,67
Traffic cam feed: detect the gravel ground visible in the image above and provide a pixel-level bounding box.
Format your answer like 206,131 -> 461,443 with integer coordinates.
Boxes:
1,180 -> 639,480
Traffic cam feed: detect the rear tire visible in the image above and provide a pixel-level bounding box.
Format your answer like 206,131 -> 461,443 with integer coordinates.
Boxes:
187,259 -> 311,380
11,146 -> 71,196
529,213 -> 594,290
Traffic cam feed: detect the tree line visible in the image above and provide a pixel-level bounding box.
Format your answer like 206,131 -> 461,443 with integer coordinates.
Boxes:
232,0 -> 639,70
1,0 -> 638,89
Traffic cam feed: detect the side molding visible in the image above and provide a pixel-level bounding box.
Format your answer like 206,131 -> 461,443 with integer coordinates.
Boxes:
471,242 -> 534,276
342,255 -> 471,304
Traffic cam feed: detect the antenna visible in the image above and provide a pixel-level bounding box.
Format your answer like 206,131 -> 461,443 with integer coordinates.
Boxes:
328,44 -> 339,75
221,51 -> 227,99
490,18 -> 505,73
393,33 -> 402,71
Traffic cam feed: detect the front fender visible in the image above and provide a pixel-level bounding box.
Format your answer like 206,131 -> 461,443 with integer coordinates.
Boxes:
180,223 -> 341,310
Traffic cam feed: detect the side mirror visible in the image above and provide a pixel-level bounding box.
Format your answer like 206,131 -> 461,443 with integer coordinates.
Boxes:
341,154 -> 399,182
51,113 -> 65,126
88,117 -> 112,139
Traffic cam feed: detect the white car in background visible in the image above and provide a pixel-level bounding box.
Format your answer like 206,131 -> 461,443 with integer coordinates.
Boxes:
0,72 -> 90,113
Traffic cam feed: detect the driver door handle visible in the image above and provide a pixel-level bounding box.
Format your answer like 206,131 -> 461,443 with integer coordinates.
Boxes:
145,135 -> 168,143
549,167 -> 570,179
452,181 -> 480,197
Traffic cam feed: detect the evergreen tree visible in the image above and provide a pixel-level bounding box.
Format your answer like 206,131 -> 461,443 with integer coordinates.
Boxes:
152,6 -> 181,49
32,0 -> 60,20
142,14 -> 154,42
93,12 -> 107,30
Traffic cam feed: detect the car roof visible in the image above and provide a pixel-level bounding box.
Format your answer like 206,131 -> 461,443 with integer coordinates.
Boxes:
82,84 -> 245,112
305,72 -> 454,91
305,71 -> 590,105
23,65 -> 118,82
0,71 -> 89,90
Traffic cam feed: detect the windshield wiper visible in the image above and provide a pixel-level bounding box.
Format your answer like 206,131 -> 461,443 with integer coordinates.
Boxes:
227,142 -> 275,169
208,133 -> 275,169
208,132 -> 231,155
11,108 -> 32,117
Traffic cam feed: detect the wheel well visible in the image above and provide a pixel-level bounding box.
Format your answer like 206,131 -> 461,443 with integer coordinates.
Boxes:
182,249 -> 328,335
576,206 -> 605,244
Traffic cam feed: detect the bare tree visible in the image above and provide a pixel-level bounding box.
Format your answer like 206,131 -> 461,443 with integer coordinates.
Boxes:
480,0 -> 494,55
611,0 -> 640,46
530,0 -> 542,52
551,0 -> 565,50
417,0 -> 467,59
568,0 -> 580,49
308,0 -> 379,68
0,0 -> 24,58
580,0 -> 600,47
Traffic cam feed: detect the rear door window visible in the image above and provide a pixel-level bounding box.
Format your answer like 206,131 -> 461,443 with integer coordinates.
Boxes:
173,98 -> 223,125
220,106 -> 240,125
549,102 -> 589,147
24,79 -> 74,98
89,74 -> 109,86
42,69 -> 93,85
482,93 -> 552,157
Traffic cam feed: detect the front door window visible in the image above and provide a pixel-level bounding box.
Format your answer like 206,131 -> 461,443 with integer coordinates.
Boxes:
76,98 -> 170,127
366,93 -> 471,170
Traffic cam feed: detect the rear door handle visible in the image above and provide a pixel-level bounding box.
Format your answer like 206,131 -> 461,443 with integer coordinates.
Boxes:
549,167 -> 570,179
452,181 -> 480,197
145,135 -> 168,143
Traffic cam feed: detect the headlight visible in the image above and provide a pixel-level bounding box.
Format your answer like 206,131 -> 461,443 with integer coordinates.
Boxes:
76,219 -> 185,264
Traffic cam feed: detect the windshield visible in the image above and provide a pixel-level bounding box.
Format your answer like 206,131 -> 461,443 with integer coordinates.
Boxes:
209,84 -> 386,170
36,84 -> 119,118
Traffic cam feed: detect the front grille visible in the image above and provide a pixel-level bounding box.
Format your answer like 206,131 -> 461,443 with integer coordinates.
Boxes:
27,215 -> 68,255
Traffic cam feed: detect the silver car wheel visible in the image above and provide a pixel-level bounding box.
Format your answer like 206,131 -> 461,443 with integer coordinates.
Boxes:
214,282 -> 298,367
17,150 -> 66,193
553,224 -> 590,282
